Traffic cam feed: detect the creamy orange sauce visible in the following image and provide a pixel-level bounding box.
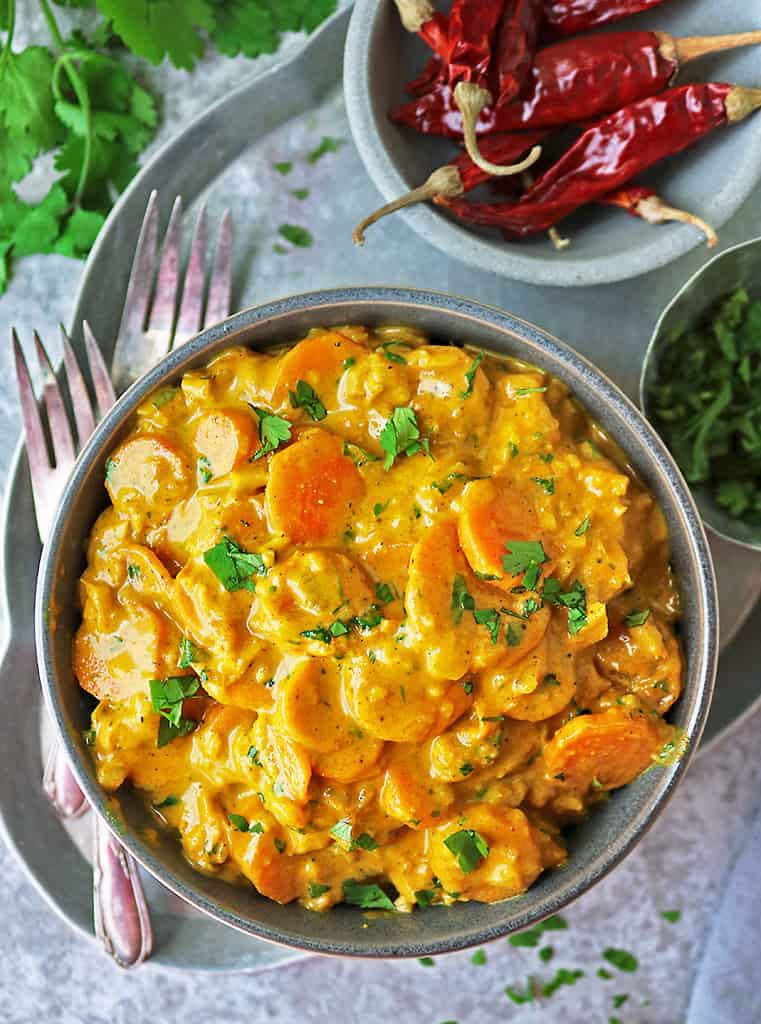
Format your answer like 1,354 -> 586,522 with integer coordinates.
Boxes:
76,325 -> 682,911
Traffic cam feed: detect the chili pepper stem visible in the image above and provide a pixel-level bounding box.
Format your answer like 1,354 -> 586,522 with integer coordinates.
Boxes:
726,86 -> 761,123
671,30 -> 761,65
636,196 -> 718,247
522,172 -> 570,250
352,165 -> 465,245
393,0 -> 434,33
454,82 -> 542,176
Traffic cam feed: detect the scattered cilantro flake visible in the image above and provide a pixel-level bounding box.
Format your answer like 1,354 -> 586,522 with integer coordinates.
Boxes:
661,909 -> 681,923
613,995 -> 629,1009
342,879 -> 395,911
603,948 -> 638,973
516,386 -> 547,396
473,607 -> 500,644
273,161 -> 292,174
203,536 -> 266,591
247,746 -> 263,767
307,136 -> 344,163
380,406 -> 431,470
353,832 -> 378,851
289,379 -> 326,421
197,455 -> 212,484
419,957 -> 435,967
375,581 -> 396,605
178,636 -> 205,669
471,949 -> 487,965
460,351 -> 484,399
274,837 -> 286,853
598,968 -> 613,980
505,979 -> 535,1004
308,882 -> 330,898
443,829 -> 489,874
624,608 -> 651,628
531,476 -> 555,495
462,680 -> 474,695
105,458 -> 116,482
279,223 -> 313,248
343,440 -> 377,466
380,340 -> 409,364
84,727 -> 96,747
451,574 -> 475,624
126,563 -> 141,581
329,620 -> 350,638
228,813 -> 263,834
575,515 -> 591,536
343,356 -> 356,371
542,916 -> 568,930
414,889 -> 435,908
330,819 -> 354,845
509,928 -> 542,948
542,578 -> 588,636
506,623 -> 521,647
539,945 -> 554,963
509,442 -> 519,458
251,406 -> 292,459
272,243 -> 288,254
543,968 -> 584,997
290,187 -> 309,200
300,626 -> 333,644
154,794 -> 179,809
459,762 -> 474,776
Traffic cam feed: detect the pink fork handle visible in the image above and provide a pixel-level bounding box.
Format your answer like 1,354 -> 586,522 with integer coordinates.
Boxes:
93,814 -> 154,968
43,740 -> 87,818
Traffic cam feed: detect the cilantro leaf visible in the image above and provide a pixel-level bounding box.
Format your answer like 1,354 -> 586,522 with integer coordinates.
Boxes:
308,881 -> 330,898
178,636 -> 205,669
531,476 -> 555,495
150,676 -> 199,746
229,813 -> 263,833
443,829 -> 489,874
660,909 -> 681,924
279,223 -> 313,247
289,379 -> 326,420
502,539 -> 549,580
210,0 -> 278,58
0,45 -> 59,183
342,879 -> 395,911
375,581 -> 396,605
414,889 -> 435,908
203,535 -> 267,591
603,948 -> 638,973
307,135 -> 344,163
154,794 -> 179,808
460,350 -> 484,399
343,440 -> 377,467
542,578 -> 588,636
251,406 -> 292,458
380,406 -> 431,469
575,515 -> 591,536
473,607 -> 499,644
97,0 -> 214,69
543,968 -> 584,997
623,608 -> 650,628
471,949 -> 487,965
451,574 -> 475,624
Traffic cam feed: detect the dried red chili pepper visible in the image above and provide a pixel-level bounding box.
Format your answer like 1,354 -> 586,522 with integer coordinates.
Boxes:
392,30 -> 761,138
352,132 -> 546,244
392,0 -> 450,57
394,0 -> 543,176
544,0 -> 667,36
600,186 -> 718,247
435,84 -> 761,238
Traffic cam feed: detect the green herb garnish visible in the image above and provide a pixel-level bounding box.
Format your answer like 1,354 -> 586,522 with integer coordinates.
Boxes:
471,948 -> 487,966
531,476 -> 555,495
443,829 -> 489,874
307,136 -> 344,163
308,882 -> 330,898
543,968 -> 584,997
451,574 -> 475,624
380,406 -> 431,470
660,909 -> 681,923
289,379 -> 326,421
279,223 -> 313,248
229,814 -> 263,834
603,948 -> 638,973
342,879 -> 395,911
460,351 -> 484,399
154,795 -> 179,809
542,578 -> 588,636
178,637 -> 204,669
251,406 -> 292,459
150,676 -> 199,747
575,515 -> 591,536
623,608 -> 650,628
204,535 -> 266,591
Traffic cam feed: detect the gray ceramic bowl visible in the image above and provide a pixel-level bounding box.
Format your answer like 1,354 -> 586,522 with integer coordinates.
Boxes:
36,288 -> 718,957
344,0 -> 761,286
641,236 -> 761,551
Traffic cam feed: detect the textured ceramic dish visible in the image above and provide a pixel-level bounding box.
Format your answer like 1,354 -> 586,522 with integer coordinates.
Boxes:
35,288 -> 717,957
343,0 -> 761,287
641,236 -> 761,552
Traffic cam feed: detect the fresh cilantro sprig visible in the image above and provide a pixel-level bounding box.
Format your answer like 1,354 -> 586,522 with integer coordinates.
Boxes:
203,535 -> 267,591
251,406 -> 292,458
149,675 -> 199,746
289,379 -> 326,421
443,828 -> 489,874
380,406 -> 432,470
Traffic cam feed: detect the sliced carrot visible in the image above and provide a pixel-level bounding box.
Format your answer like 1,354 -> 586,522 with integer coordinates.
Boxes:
237,829 -> 303,904
595,614 -> 683,710
271,331 -> 366,405
122,543 -> 173,607
380,749 -> 454,827
544,708 -> 662,790
105,433 -> 192,519
193,407 -> 258,477
458,478 -> 549,587
265,429 -> 364,544
73,604 -> 166,701
311,733 -> 386,783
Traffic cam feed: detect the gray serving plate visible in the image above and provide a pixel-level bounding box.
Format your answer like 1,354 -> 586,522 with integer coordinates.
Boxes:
36,287 -> 718,958
1,3 -> 760,970
344,0 -> 761,286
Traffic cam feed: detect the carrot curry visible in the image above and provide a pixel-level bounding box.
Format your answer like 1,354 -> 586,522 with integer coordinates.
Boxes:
75,325 -> 683,912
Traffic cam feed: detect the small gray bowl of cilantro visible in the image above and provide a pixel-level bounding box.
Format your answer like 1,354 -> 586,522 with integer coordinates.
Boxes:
642,238 -> 761,551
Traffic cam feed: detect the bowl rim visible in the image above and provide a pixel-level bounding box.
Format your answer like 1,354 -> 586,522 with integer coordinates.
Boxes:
35,286 -> 719,957
343,0 -> 761,287
640,234 -> 761,553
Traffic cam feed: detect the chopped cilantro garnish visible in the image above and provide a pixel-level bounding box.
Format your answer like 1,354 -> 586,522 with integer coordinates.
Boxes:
509,442 -> 520,458
509,928 -> 542,948
462,680 -> 474,695
150,676 -> 199,747
506,623 -> 521,647
290,188 -> 310,200
84,728 -> 96,747
419,957 -> 435,967
154,795 -> 179,809
598,968 -> 613,980
289,379 -> 326,421
251,406 -> 292,459
204,536 -> 266,591
380,406 -> 431,469
247,746 -> 263,767
451,574 -> 476,624
343,440 -> 377,467
471,949 -> 487,965
375,581 -> 396,605
603,948 -> 638,973
460,351 -> 484,399
443,829 -> 489,874
505,978 -> 535,1004
516,386 -> 548,396
329,620 -> 350,637
459,762 -> 474,776
575,515 -> 591,536
308,882 -> 331,898
342,879 -> 395,911
414,889 -> 436,908
624,608 -> 651,628
542,916 -> 568,930
380,340 -> 410,364
278,224 -> 313,248
197,456 -> 212,484
274,837 -> 286,853
543,968 -> 584,997
353,605 -> 383,631
353,832 -> 378,851
178,637 -> 204,669
531,476 -> 555,495
343,357 -> 356,371
105,458 -> 116,482
229,814 -> 264,834
502,540 -> 549,579
613,995 -> 629,1009
126,562 -> 141,581
542,578 -> 588,636
373,501 -> 388,517
661,909 -> 681,923
539,946 -> 554,963
307,136 -> 344,163
300,626 -> 333,644
473,607 -> 500,644
273,161 -> 292,175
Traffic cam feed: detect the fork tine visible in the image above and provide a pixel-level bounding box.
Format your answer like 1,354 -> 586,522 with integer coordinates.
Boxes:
83,321 -> 117,417
147,195 -> 183,338
60,326 -> 96,445
34,331 -> 75,470
111,191 -> 159,392
203,209 -> 233,329
12,330 -> 54,503
173,203 -> 207,347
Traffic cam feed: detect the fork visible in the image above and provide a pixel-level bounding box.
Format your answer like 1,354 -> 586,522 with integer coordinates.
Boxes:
13,192 -> 233,966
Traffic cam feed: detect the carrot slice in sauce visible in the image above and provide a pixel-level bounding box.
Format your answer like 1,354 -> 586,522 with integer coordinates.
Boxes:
544,708 -> 662,791
271,331 -> 366,405
194,407 -> 258,476
265,429 -> 364,543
